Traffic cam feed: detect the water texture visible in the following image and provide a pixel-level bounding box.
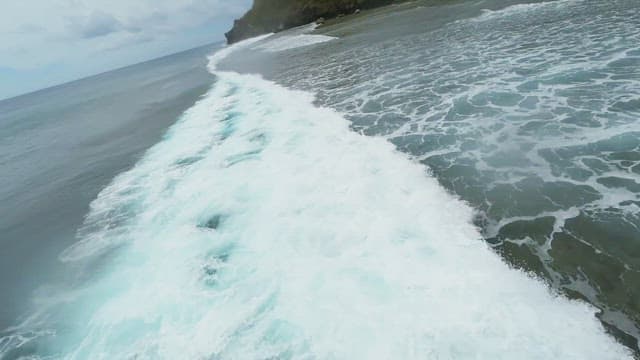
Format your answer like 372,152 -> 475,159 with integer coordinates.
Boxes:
1,1 -> 639,358
248,0 -> 640,346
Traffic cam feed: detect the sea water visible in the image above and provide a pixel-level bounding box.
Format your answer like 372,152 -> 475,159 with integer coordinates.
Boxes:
1,0 -> 639,358
224,0 -> 640,350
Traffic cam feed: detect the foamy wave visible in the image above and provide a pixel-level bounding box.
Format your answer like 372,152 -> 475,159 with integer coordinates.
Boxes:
255,34 -> 337,52
470,0 -> 580,22
207,34 -> 273,72
32,36 -> 633,359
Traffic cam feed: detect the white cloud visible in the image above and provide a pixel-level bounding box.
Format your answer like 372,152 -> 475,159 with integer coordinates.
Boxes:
0,0 -> 250,69
67,10 -> 124,38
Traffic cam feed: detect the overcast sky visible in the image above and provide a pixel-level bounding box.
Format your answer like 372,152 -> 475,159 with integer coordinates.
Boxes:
0,0 -> 251,100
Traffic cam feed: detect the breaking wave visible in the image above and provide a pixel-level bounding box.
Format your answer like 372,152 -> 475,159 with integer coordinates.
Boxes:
3,33 -> 632,359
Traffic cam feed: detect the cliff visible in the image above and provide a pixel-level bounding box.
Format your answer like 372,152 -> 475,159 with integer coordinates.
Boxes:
225,0 -> 395,44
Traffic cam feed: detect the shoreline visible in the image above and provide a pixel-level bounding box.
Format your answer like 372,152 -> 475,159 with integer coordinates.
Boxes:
225,0 -> 413,44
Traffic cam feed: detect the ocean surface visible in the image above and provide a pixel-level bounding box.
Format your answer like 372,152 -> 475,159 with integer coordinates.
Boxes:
0,44 -> 216,358
1,0 -> 639,358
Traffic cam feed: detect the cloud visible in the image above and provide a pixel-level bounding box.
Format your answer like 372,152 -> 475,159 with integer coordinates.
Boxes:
0,0 -> 251,68
67,10 -> 123,38
13,23 -> 45,34
0,0 -> 252,98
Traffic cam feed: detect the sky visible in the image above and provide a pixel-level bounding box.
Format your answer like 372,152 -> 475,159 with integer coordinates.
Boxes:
0,0 -> 251,100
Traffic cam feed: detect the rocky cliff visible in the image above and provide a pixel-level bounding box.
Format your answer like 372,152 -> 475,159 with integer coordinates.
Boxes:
225,0 -> 395,44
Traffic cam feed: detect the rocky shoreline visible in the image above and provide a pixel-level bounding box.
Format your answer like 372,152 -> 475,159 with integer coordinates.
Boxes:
225,0 -> 398,44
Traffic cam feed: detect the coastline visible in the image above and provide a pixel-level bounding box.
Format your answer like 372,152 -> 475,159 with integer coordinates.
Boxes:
225,0 -> 410,44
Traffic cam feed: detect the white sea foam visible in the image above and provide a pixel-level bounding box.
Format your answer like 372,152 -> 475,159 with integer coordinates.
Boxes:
255,34 -> 337,52
470,0 -> 580,22
44,37 -> 634,359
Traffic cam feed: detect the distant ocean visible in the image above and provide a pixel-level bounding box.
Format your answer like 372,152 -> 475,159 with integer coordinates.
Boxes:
1,0 -> 639,358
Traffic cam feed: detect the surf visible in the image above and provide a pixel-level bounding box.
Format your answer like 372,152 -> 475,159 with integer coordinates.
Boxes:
5,32 -> 632,359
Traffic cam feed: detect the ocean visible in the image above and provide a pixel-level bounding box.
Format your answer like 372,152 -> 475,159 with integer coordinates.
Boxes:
0,44 -> 216,357
1,0 -> 639,358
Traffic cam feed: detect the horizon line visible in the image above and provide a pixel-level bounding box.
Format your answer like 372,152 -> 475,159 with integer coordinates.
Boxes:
0,40 -> 224,104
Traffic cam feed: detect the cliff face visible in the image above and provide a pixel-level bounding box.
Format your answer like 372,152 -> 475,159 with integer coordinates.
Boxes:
225,0 -> 395,44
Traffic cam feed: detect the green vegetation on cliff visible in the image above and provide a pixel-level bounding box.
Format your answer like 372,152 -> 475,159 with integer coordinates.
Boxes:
225,0 -> 396,44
